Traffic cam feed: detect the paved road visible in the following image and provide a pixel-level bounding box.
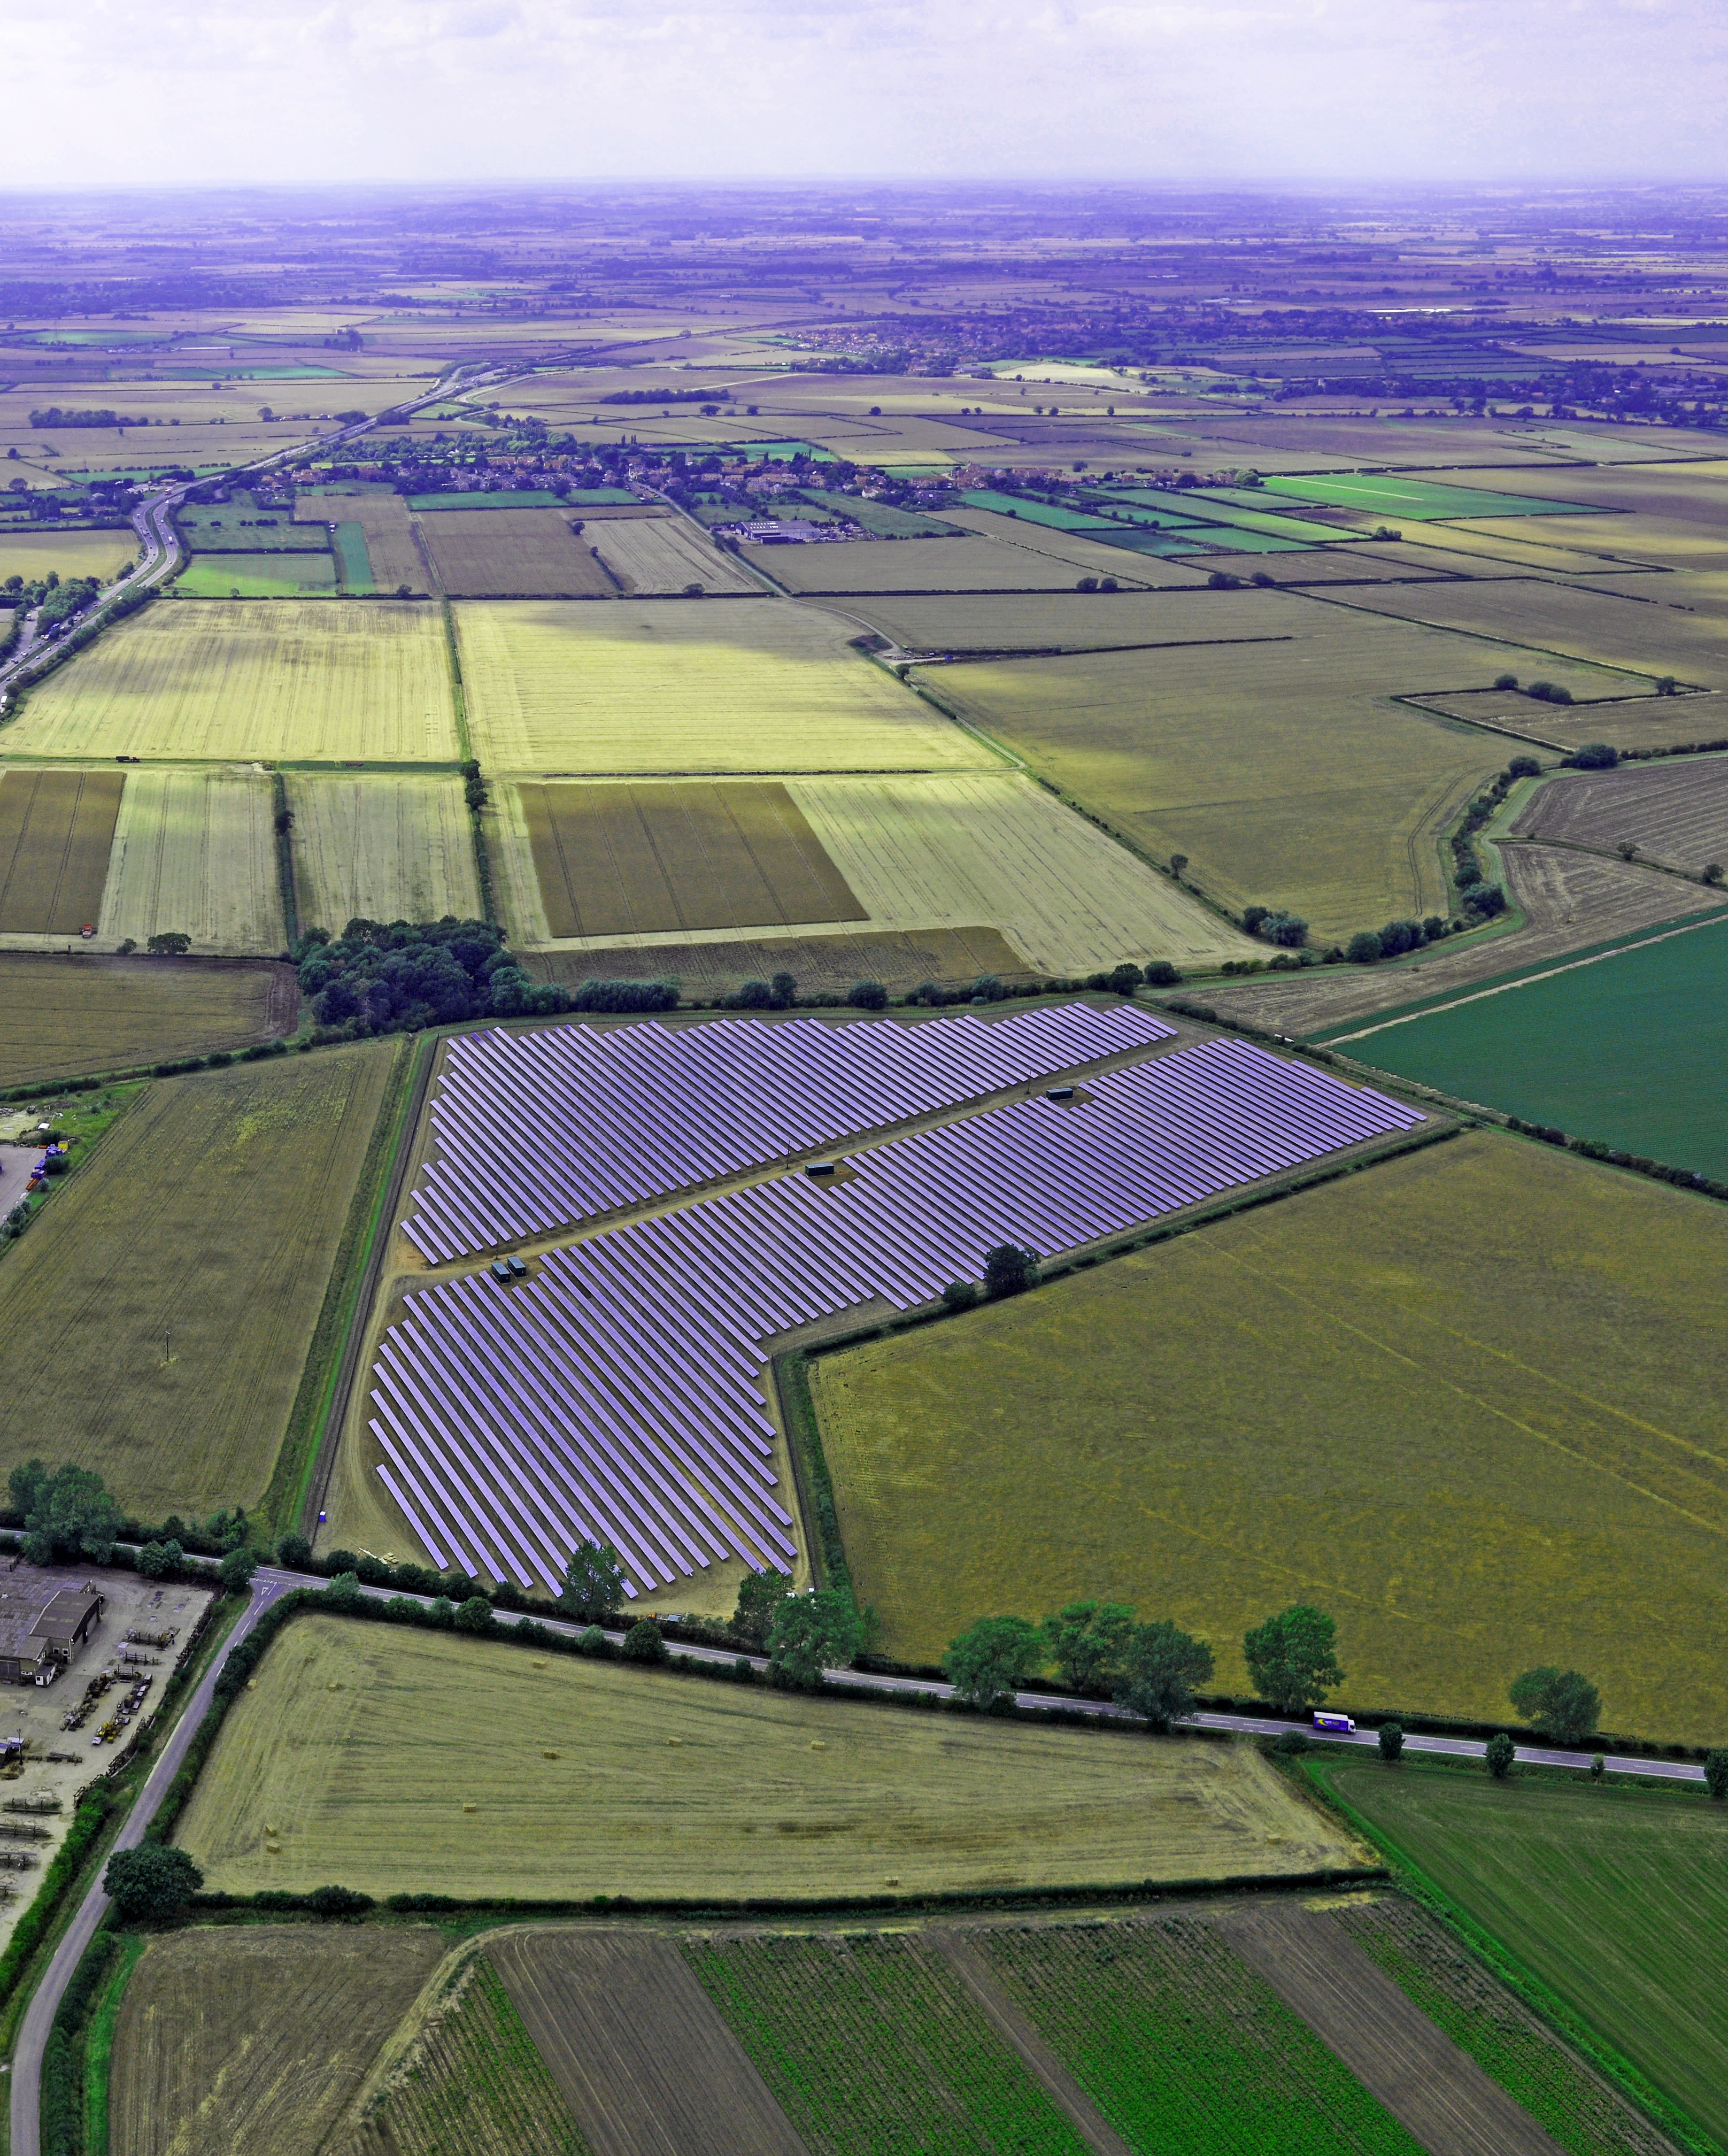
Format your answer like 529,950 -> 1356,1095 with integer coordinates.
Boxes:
7,1574 -> 289,2156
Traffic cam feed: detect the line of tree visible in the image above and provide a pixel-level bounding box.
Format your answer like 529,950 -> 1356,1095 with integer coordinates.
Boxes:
294,917 -> 570,1030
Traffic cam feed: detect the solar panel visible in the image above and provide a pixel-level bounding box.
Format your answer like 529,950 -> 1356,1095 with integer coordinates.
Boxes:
369,1039 -> 1423,1598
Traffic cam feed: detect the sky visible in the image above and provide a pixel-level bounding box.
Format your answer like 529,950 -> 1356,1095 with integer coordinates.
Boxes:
0,0 -> 1723,188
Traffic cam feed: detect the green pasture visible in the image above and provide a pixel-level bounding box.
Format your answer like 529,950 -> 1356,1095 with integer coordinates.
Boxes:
177,494 -> 328,552
1328,911 -> 1728,1178
566,486 -> 638,504
175,552 -> 337,596
1311,1758 -> 1728,2148
1182,492 -> 1368,543
330,523 -> 374,594
408,489 -> 565,510
819,493 -> 960,537
1263,474 -> 1606,520
959,490 -> 1118,529
738,441 -> 838,463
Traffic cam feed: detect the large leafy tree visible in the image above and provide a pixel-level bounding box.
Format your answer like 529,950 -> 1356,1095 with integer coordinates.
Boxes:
1112,1620 -> 1215,1732
942,1615 -> 1043,1712
1242,1605 -> 1344,1717
733,1567 -> 793,1649
767,1590 -> 862,1690
1508,1667 -> 1601,1745
104,1844 -> 203,1925
1042,1601 -> 1135,1693
558,1539 -> 626,1624
10,1459 -> 122,1565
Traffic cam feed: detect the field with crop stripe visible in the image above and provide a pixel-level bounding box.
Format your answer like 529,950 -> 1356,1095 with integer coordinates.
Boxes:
1511,755 -> 1728,872
0,1041 -> 399,1518
456,599 -> 990,773
744,537 -> 1152,594
287,772 -> 482,935
177,1616 -> 1365,1899
98,765 -> 284,952
3,601 -> 458,761
589,515 -> 757,594
0,767 -> 122,933
299,490 -> 427,592
0,527 -> 135,583
0,952 -> 292,1085
417,507 -> 614,597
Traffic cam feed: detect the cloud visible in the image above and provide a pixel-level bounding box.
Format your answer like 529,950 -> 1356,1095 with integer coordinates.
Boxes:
0,0 -> 1723,184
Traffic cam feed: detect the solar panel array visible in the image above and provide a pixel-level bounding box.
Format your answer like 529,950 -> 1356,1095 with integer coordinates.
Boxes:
370,1038 -> 1423,1598
403,1001 -> 1175,1261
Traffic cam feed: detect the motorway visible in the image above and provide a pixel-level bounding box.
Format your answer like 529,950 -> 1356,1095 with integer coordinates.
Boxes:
8,1559 -> 1706,2152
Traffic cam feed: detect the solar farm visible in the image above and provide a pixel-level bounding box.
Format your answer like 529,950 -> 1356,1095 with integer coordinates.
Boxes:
360,1005 -> 1422,1597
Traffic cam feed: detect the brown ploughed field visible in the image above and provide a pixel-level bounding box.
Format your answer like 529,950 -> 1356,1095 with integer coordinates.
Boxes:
1513,756 -> 1728,876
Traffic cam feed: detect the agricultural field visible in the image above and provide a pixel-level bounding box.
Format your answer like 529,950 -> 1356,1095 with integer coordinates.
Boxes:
743,537 -> 1152,595
912,627 -> 1513,943
1333,1896 -> 1683,2156
522,923 -> 1033,997
788,772 -> 1258,973
174,495 -> 327,552
0,1041 -> 400,1520
359,1945 -> 586,2156
0,526 -> 135,583
2,601 -> 459,761
1332,909 -> 1728,1174
175,1615 -> 1366,1899
1262,473 -> 1594,520
297,490 -> 427,592
588,514 -> 758,594
1512,754 -> 1728,871
0,767 -> 123,934
940,507 -> 1196,585
491,1929 -> 803,2156
109,1926 -> 448,2156
416,506 -> 614,597
0,951 -> 293,1084
174,551 -> 338,597
840,586 -> 1290,652
286,772 -> 482,934
513,778 -> 866,938
1315,1760 -> 1728,2148
977,1912 -> 1428,2154
811,1129 -> 1728,1739
454,599 -> 991,774
686,1929 -> 1089,2153
99,764 -> 284,952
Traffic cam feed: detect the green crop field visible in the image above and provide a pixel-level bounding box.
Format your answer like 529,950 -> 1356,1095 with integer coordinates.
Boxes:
957,491 -> 1118,529
174,496 -> 328,552
1329,913 -> 1728,1179
1313,1760 -> 1728,2148
688,1931 -> 1089,2153
1262,475 -> 1600,520
332,522 -> 375,593
176,1615 -> 1365,1900
175,551 -> 337,597
812,1129 -> 1728,1740
0,1041 -> 400,1521
977,1916 -> 1422,2153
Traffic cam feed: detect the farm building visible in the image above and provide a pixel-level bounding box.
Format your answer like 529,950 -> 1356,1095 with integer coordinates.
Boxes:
0,1562 -> 104,1685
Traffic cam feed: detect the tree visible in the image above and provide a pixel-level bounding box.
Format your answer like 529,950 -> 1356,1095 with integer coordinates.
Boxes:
847,979 -> 887,1010
1242,1605 -> 1344,1716
769,971 -> 798,1010
1704,1749 -> 1728,1800
732,1566 -> 793,1649
559,1539 -> 626,1623
1169,854 -> 1189,880
1508,1666 -> 1600,1744
1042,1601 -> 1135,1693
1615,839 -> 1639,860
453,1595 -> 495,1635
1485,1731 -> 1516,1779
146,931 -> 191,956
218,1547 -> 257,1593
1704,863 -> 1724,887
983,1244 -> 1038,1299
1112,1619 -> 1215,1731
768,1590 -> 861,1689
105,1843 -> 202,1925
1493,672 -> 1519,690
307,1883 -> 373,1918
1378,1721 -> 1405,1762
10,1459 -> 122,1564
275,1532 -> 313,1569
621,1619 -> 668,1663
941,1280 -> 979,1312
135,1542 -> 174,1580
942,1615 -> 1043,1711
322,1570 -> 361,1611
1345,931 -> 1383,965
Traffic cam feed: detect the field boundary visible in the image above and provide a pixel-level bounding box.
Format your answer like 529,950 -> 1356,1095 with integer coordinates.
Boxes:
294,1033 -> 439,1536
271,769 -> 299,949
80,1927 -> 145,2155
1299,1757 -> 1717,2156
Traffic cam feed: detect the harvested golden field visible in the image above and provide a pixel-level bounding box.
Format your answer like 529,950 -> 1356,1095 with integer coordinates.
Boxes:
0,768 -> 122,933
1421,686 -> 1708,756
3,602 -> 458,762
589,516 -> 757,595
790,772 -> 1258,973
745,537 -> 1137,595
417,507 -> 613,597
179,1615 -> 1364,1898
455,599 -> 991,774
0,952 -> 293,1085
99,765 -> 283,953
1331,575 -> 1728,692
110,1925 -> 448,2156
286,773 -> 482,934
0,526 -> 135,584
523,923 -> 1032,995
0,1042 -> 399,1519
516,779 -> 865,938
1513,754 -> 1728,874
844,586 -> 1287,652
920,605 -> 1636,941
814,1129 -> 1728,1740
